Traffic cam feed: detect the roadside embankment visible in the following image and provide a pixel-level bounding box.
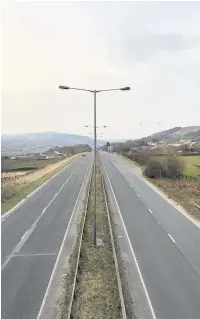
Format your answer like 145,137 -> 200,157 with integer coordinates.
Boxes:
1,154 -> 79,214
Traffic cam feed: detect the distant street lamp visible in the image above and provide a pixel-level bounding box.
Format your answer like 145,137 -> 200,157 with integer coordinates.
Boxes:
59,85 -> 130,246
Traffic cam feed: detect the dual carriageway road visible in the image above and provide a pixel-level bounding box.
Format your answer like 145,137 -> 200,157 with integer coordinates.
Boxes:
1,152 -> 200,319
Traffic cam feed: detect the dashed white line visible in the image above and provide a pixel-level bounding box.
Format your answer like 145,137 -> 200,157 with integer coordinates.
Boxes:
103,163 -> 157,319
1,157 -> 82,221
1,161 -> 83,271
129,184 -> 133,188
168,234 -> 176,243
148,208 -> 153,215
137,193 -> 140,198
36,160 -> 92,319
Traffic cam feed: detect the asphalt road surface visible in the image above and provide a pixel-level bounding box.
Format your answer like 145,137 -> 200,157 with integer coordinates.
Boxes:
101,152 -> 200,319
1,154 -> 92,319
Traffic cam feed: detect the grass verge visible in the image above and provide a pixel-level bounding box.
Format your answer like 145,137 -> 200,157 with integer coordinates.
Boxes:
1,155 -> 79,214
120,153 -> 200,221
150,178 -> 200,221
62,160 -> 122,319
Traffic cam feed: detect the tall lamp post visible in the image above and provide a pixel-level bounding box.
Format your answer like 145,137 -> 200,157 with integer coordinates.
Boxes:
59,85 -> 130,246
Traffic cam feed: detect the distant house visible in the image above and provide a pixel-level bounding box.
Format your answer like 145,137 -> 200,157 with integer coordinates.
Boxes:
40,150 -> 64,159
15,155 -> 34,160
35,154 -> 48,160
54,151 -> 64,157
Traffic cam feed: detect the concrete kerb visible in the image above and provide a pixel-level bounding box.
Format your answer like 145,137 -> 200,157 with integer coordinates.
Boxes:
1,155 -> 81,221
99,159 -> 127,319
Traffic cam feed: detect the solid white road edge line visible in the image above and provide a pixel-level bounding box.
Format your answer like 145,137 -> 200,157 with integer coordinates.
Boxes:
168,234 -> 176,243
102,161 -> 157,319
14,253 -> 57,257
1,161 -> 83,271
117,154 -> 200,229
36,159 -> 92,319
1,156 -> 82,221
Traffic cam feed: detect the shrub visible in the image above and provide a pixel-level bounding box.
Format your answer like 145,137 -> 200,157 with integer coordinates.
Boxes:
164,156 -> 185,178
125,152 -> 150,166
145,155 -> 185,179
145,159 -> 166,178
134,152 -> 150,166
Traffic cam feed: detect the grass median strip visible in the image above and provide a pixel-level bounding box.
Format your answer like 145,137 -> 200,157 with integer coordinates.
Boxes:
62,160 -> 122,319
1,155 -> 79,214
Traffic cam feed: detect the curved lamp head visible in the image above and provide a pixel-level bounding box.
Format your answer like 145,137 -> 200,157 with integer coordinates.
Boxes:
59,85 -> 70,90
120,87 -> 130,91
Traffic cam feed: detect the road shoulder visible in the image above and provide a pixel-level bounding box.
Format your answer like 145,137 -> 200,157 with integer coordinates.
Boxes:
118,154 -> 200,229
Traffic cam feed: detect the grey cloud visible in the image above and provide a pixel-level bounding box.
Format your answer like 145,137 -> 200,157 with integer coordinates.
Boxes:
123,34 -> 200,62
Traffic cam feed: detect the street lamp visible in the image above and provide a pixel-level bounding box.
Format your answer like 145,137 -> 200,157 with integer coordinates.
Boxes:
59,85 -> 130,246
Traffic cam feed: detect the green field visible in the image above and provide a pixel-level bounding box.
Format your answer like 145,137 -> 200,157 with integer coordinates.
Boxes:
151,155 -> 200,178
180,156 -> 200,178
1,158 -> 63,172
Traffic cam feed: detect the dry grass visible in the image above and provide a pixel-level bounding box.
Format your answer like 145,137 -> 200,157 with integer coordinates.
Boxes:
152,179 -> 200,220
1,155 -> 78,213
62,161 -> 122,319
1,171 -> 31,183
1,171 -> 29,178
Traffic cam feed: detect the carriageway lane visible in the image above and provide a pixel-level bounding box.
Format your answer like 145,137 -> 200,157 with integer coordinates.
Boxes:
1,155 -> 84,265
101,152 -> 200,319
1,155 -> 92,319
106,152 -> 200,277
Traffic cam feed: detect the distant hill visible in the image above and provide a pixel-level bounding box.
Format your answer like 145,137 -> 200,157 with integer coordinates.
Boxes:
108,125 -> 200,153
147,126 -> 200,142
1,131 -> 106,155
45,144 -> 92,155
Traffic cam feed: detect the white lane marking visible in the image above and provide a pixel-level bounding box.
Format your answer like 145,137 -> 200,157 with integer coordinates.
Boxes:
1,156 -> 82,221
14,253 -> 57,257
1,161 -> 83,271
129,184 -> 133,188
119,155 -> 200,230
21,231 -> 28,241
36,160 -> 92,319
102,162 -> 157,319
168,234 -> 176,243
149,209 -> 153,215
137,193 -> 140,198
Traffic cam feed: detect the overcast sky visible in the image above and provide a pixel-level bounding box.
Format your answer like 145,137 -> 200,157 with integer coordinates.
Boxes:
2,1 -> 200,139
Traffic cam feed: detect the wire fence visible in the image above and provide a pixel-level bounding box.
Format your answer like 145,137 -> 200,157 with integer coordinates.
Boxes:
159,174 -> 200,181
